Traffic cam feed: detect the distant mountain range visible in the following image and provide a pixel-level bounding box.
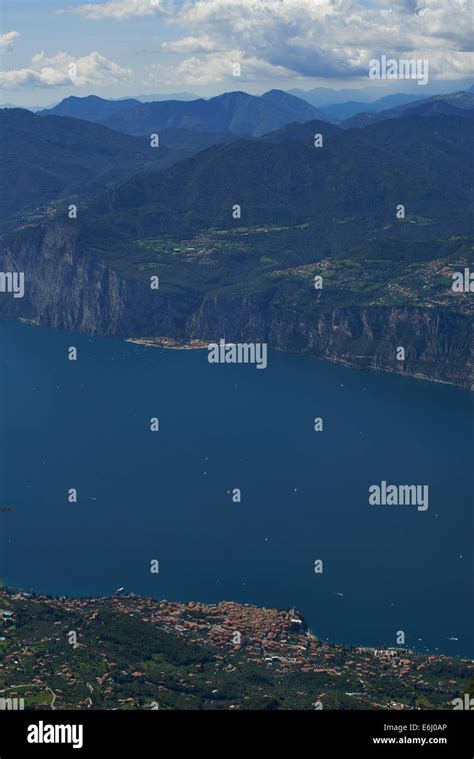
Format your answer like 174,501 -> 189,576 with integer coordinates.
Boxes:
133,93 -> 198,102
0,102 -> 46,113
2,87 -> 472,231
3,82 -> 472,119
288,85 -> 398,107
319,93 -> 426,122
39,90 -> 326,137
35,87 -> 474,138
39,96 -> 142,123
341,90 -> 474,128
288,82 -> 474,108
0,93 -> 198,112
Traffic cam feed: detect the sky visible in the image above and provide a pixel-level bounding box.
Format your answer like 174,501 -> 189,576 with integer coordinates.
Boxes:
1,0 -> 473,106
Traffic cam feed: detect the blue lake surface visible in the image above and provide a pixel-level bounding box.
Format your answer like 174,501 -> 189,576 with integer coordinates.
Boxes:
0,321 -> 472,656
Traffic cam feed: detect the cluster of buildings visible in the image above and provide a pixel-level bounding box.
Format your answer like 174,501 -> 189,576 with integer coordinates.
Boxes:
107,594 -> 465,688
124,598 -> 308,662
0,590 -> 471,710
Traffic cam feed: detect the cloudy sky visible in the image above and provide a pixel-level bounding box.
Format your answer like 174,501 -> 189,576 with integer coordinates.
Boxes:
1,0 -> 473,105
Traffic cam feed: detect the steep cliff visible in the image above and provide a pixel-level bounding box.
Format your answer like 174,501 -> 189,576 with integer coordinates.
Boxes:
0,224 -> 196,336
0,224 -> 471,388
188,294 -> 472,388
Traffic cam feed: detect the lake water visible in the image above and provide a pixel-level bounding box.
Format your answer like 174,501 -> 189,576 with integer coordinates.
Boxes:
0,321 -> 472,656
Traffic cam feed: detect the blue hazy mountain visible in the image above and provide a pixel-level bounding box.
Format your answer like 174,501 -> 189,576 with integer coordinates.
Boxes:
319,93 -> 426,122
341,90 -> 474,128
39,95 -> 142,122
39,90 -> 327,137
288,86 -> 379,107
102,90 -> 326,136
133,92 -> 199,102
3,93 -> 473,232
288,82 -> 474,107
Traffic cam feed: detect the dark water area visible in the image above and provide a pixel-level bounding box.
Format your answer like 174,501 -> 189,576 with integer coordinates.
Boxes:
0,321 -> 472,657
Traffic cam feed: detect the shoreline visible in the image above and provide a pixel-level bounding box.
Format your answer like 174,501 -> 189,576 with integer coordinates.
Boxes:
4,586 -> 473,711
1,320 -> 470,389
125,336 -> 209,350
2,585 -> 471,662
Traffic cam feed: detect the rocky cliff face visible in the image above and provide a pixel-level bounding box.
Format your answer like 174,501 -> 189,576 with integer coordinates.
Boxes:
0,224 -> 471,388
188,294 -> 472,388
0,224 -> 194,336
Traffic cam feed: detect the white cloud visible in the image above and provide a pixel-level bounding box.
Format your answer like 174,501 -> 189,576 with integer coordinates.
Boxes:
61,0 -> 165,20
173,0 -> 474,81
68,0 -> 474,83
151,49 -> 295,86
0,69 -> 71,90
162,36 -> 219,55
0,51 -> 132,90
0,31 -> 20,53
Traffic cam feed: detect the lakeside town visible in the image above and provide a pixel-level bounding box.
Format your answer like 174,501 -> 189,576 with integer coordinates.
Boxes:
0,589 -> 472,711
125,337 -> 209,350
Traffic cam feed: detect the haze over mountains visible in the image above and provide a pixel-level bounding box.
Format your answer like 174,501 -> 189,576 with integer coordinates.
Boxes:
39,90 -> 325,137
0,88 -> 344,225
288,82 -> 474,107
1,85 -> 473,232
35,86 -> 474,136
341,89 -> 474,128
3,80 -> 472,116
39,96 -> 143,123
318,93 -> 425,121
38,89 -> 421,128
